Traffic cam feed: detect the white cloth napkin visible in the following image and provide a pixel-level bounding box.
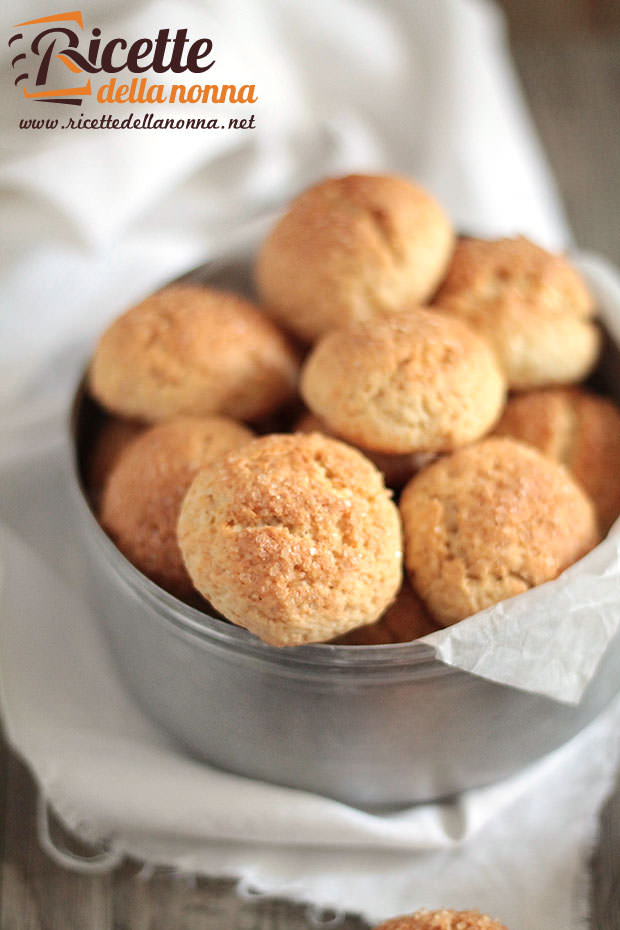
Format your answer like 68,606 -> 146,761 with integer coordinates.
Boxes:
0,1 -> 618,929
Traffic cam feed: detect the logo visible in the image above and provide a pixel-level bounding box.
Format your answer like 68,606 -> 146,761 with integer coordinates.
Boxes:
10,11 -> 258,132
9,10 -> 258,107
10,12 -> 94,105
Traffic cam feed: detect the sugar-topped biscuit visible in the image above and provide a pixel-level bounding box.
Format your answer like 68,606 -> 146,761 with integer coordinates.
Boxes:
256,174 -> 454,342
374,910 -> 508,930
493,387 -> 620,533
89,285 -> 300,423
100,416 -> 253,600
433,236 -> 599,389
300,309 -> 505,454
178,432 -> 403,646
400,438 -> 599,626
295,412 -> 435,489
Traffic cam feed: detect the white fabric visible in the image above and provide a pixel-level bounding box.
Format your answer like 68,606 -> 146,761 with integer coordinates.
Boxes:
0,1 -> 618,929
1,512 -> 619,930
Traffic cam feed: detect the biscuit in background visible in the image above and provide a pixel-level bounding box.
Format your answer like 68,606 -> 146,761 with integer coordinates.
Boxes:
374,909 -> 508,930
256,173 -> 454,343
178,433 -> 403,646
89,285 -> 300,424
100,416 -> 253,600
300,309 -> 506,454
333,578 -> 439,645
433,236 -> 599,390
400,438 -> 599,627
85,415 -> 144,505
493,386 -> 620,534
295,411 -> 436,490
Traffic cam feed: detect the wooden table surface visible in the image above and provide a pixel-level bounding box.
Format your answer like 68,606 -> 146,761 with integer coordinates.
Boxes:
2,13 -> 620,930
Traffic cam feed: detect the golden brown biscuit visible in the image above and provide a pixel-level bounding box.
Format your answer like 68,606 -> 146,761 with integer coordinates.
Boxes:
85,416 -> 144,502
300,309 -> 506,454
100,416 -> 253,600
295,412 -> 436,489
433,236 -> 599,389
400,438 -> 599,627
493,387 -> 620,533
333,579 -> 439,644
374,909 -> 508,930
178,433 -> 403,646
256,174 -> 454,343
89,285 -> 300,423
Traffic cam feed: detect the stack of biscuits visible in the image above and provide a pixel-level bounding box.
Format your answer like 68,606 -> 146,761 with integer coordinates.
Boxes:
86,173 -> 620,648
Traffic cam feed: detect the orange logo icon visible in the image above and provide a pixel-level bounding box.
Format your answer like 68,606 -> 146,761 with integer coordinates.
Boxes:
10,11 -> 92,105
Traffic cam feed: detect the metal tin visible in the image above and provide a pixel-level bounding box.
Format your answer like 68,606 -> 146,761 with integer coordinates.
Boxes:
68,249 -> 620,807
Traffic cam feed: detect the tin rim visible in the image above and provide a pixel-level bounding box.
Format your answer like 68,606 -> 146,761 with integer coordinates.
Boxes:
68,382 -> 458,678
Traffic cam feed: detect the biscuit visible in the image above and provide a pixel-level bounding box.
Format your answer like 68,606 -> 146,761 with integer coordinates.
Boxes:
100,416 -> 253,600
86,416 -> 144,502
177,433 -> 403,646
400,438 -> 599,626
433,236 -> 599,389
256,174 -> 454,342
333,579 -> 439,645
89,285 -> 300,423
295,412 -> 436,489
493,387 -> 620,533
300,309 -> 506,454
374,910 -> 508,930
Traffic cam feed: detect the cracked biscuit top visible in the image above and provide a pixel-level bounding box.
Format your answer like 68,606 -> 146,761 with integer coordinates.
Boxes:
492,386 -> 620,534
433,236 -> 599,389
373,910 -> 509,930
400,438 -> 599,627
255,174 -> 454,343
177,432 -> 403,646
89,285 -> 300,423
300,309 -> 506,454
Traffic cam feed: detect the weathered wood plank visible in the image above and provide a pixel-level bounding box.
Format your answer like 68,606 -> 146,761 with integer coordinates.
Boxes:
589,0 -> 620,31
0,748 -> 113,930
511,36 -> 620,263
113,871 -> 366,930
500,0 -> 620,35
500,0 -> 591,36
590,783 -> 620,930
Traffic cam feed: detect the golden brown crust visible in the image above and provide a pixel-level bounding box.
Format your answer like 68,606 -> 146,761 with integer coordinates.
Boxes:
85,416 -> 144,502
400,438 -> 599,626
433,236 -> 599,389
300,309 -> 506,454
89,285 -> 300,423
493,387 -> 620,533
333,578 -> 439,644
373,909 -> 508,930
256,174 -> 454,343
177,433 -> 403,646
295,412 -> 436,489
100,416 -> 253,600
